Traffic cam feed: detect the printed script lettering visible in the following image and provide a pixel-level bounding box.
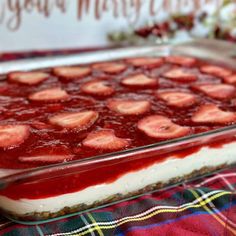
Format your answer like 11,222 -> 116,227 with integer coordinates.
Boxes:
0,0 -> 224,31
78,0 -> 223,21
0,0 -> 68,31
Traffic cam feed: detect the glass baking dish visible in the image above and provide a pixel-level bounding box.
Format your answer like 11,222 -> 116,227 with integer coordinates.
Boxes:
0,39 -> 236,225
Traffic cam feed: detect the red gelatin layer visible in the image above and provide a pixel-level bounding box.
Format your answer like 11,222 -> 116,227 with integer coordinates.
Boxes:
0,56 -> 236,200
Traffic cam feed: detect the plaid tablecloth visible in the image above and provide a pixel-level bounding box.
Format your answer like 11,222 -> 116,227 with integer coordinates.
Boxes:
0,168 -> 235,236
0,50 -> 235,236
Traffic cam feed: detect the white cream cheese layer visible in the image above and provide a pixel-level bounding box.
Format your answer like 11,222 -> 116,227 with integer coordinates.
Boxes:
0,141 -> 236,215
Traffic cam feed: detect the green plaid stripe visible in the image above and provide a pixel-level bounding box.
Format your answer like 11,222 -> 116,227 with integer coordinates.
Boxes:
2,169 -> 235,236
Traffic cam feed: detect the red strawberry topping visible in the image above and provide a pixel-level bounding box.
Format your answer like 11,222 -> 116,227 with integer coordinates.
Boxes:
0,125 -> 30,148
121,74 -> 158,87
29,88 -> 69,102
53,66 -> 91,79
200,65 -> 232,78
137,115 -> 190,139
193,84 -> 235,99
49,111 -> 99,130
92,62 -> 127,74
8,71 -> 49,85
163,68 -> 197,82
126,57 -> 163,68
192,104 -> 236,124
81,80 -> 114,96
107,99 -> 151,115
19,154 -> 74,163
82,129 -> 130,150
158,91 -> 197,107
224,74 -> 236,84
165,56 -> 196,67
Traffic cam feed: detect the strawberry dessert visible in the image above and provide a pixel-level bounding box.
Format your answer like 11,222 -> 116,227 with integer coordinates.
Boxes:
0,56 -> 236,221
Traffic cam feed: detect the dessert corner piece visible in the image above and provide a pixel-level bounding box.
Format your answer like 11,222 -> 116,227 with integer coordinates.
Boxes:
0,55 -> 236,222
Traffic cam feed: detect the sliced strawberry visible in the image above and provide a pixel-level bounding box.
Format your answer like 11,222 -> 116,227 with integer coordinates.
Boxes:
165,56 -> 196,67
29,87 -> 69,102
82,129 -> 130,150
53,66 -> 91,79
126,57 -> 163,68
8,71 -> 49,85
192,104 -> 236,124
224,74 -> 236,84
193,83 -> 235,99
163,68 -> 197,82
49,111 -> 99,130
200,65 -> 232,78
158,91 -> 197,107
137,115 -> 190,139
0,125 -> 30,148
107,99 -> 151,115
81,80 -> 114,96
19,154 -> 74,163
121,74 -> 158,87
92,62 -> 127,74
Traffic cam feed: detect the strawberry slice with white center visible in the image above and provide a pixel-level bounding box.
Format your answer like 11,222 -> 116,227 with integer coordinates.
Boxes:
192,104 -> 236,124
29,87 -> 69,102
138,115 -> 190,139
82,130 -> 130,150
107,99 -> 151,115
81,80 -> 114,96
193,83 -> 235,99
19,154 -> 74,163
224,74 -> 236,84
121,74 -> 158,87
0,125 -> 30,148
92,62 -> 127,74
53,66 -> 91,79
158,91 -> 197,107
200,65 -> 232,78
163,68 -> 197,82
49,111 -> 99,130
165,56 -> 196,67
8,71 -> 49,85
126,57 -> 163,68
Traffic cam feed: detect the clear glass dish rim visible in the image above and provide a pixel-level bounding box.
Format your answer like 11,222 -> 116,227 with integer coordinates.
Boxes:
1,39 -> 236,186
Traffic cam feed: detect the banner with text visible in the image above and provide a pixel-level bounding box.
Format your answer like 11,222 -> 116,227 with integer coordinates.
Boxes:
0,0 -> 223,52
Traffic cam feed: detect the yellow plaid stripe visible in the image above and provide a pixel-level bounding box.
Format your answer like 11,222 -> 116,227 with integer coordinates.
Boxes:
190,190 -> 236,236
87,213 -> 104,236
49,190 -> 233,236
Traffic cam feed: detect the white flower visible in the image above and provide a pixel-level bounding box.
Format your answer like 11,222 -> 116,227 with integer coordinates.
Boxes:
230,28 -> 236,37
191,21 -> 211,37
219,3 -> 236,22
